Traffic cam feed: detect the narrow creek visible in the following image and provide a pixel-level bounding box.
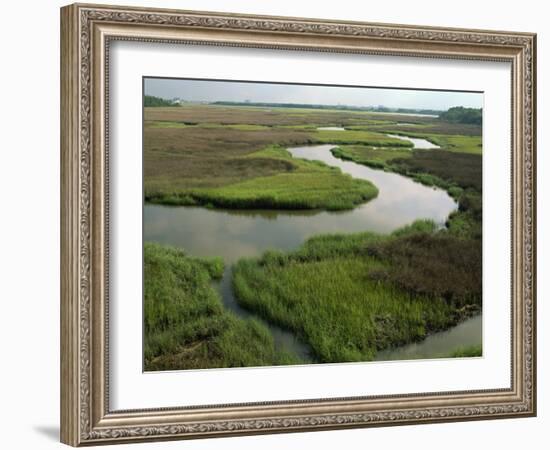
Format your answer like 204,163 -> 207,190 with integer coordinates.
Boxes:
385,133 -> 440,149
144,138 -> 481,363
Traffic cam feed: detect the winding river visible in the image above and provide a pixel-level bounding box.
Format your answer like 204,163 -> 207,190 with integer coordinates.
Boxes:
144,138 -> 481,362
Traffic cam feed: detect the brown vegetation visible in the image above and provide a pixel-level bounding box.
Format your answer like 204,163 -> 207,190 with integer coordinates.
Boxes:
366,232 -> 482,308
392,149 -> 482,191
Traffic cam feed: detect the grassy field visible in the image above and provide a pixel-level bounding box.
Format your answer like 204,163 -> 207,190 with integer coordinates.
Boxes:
145,104 -> 442,127
146,145 -> 378,210
143,105 -> 448,209
144,242 -> 297,371
233,221 -> 481,363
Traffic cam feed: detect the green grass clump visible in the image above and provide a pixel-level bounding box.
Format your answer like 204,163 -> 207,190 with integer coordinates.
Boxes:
445,209 -> 481,239
146,146 -> 378,210
144,242 -> 298,371
311,129 -> 413,147
280,124 -> 320,129
147,120 -> 190,128
233,222 -> 478,363
449,344 -> 482,357
379,130 -> 482,154
331,145 -> 412,169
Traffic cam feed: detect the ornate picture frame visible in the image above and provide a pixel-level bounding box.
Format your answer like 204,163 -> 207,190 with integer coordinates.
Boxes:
60,3 -> 536,446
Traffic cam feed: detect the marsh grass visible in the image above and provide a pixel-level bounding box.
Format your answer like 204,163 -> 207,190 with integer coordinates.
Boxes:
331,145 -> 482,239
146,146 -> 378,210
144,105 -> 430,127
331,146 -> 412,168
378,130 -> 482,154
144,105 -> 480,210
144,105 -> 424,209
346,120 -> 482,137
144,242 -> 298,371
332,145 -> 482,195
143,104 -> 484,367
331,145 -> 482,191
311,129 -> 413,147
390,149 -> 482,191
449,344 -> 483,358
366,232 -> 482,308
233,221 -> 478,363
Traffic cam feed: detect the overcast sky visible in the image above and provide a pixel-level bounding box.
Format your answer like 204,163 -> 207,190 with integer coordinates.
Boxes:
144,78 -> 483,111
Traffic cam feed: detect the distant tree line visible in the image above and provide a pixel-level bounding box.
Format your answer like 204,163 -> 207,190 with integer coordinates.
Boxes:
144,95 -> 176,107
439,107 -> 482,125
212,101 -> 441,116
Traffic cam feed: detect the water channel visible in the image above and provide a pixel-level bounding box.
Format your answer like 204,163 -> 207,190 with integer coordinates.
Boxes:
144,136 -> 482,363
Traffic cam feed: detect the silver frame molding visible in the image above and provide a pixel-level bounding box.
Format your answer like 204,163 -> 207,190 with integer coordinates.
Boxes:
60,3 -> 536,446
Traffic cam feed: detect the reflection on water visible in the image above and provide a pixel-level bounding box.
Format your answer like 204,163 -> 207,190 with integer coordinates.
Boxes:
374,315 -> 482,361
144,144 -> 472,361
317,126 -> 346,130
204,207 -> 323,220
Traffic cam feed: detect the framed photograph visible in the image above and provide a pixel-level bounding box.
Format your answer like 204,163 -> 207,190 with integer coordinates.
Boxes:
60,3 -> 537,446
